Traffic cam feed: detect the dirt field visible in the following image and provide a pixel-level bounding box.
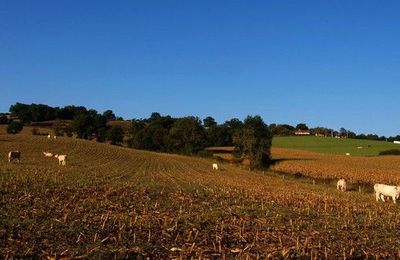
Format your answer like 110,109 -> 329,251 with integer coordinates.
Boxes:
271,147 -> 400,185
1,129 -> 400,258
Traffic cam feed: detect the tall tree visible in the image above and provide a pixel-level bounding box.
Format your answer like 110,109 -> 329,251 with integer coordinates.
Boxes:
168,117 -> 206,155
107,126 -> 124,145
9,103 -> 32,123
234,116 -> 272,169
203,116 -> 217,128
296,123 -> 308,130
72,114 -> 93,139
103,110 -> 116,121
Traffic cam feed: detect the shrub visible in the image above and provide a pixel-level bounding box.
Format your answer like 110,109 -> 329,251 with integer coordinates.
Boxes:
379,149 -> 400,156
107,126 -> 124,145
7,121 -> 23,134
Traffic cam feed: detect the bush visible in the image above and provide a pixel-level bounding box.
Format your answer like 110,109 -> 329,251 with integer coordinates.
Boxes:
7,121 -> 23,134
0,115 -> 8,124
107,126 -> 124,145
379,149 -> 400,156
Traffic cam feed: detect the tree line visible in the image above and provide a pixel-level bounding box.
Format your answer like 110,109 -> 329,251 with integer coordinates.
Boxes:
7,102 -> 121,123
6,103 -> 124,145
269,123 -> 397,142
127,113 -> 271,168
4,102 -> 400,168
4,103 -> 273,169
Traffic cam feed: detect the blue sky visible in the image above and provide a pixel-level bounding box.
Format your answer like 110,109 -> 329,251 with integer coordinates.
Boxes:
1,1 -> 400,136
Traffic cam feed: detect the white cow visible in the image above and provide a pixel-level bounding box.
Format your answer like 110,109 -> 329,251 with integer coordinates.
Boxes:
47,134 -> 51,139
374,184 -> 400,204
53,135 -> 57,139
8,151 -> 21,163
212,163 -> 218,170
54,154 -> 67,166
42,152 -> 53,157
337,178 -> 347,192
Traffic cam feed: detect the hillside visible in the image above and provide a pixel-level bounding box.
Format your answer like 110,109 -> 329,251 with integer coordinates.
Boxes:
2,128 -> 400,258
273,136 -> 399,156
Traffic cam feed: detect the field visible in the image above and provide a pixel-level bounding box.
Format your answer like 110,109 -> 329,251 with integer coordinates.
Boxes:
271,147 -> 400,185
2,129 -> 400,258
273,136 -> 399,156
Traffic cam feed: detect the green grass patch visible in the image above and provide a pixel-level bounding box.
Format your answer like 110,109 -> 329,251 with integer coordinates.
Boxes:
272,136 -> 398,156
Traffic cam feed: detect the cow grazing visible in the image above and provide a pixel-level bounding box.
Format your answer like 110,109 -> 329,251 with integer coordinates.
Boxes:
212,163 -> 218,170
53,135 -> 57,139
54,154 -> 67,166
42,152 -> 53,157
337,178 -> 347,192
8,151 -> 21,163
47,134 -> 51,139
374,184 -> 400,204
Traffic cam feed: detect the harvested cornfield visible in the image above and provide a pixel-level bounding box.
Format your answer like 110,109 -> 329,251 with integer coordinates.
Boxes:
272,147 -> 400,184
1,130 -> 400,258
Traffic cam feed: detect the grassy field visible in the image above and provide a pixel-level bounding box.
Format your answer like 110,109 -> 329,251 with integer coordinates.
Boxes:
273,136 -> 399,156
2,128 -> 400,258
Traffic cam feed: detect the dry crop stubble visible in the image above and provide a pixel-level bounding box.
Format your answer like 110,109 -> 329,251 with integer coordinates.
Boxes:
272,147 -> 400,184
1,129 -> 400,258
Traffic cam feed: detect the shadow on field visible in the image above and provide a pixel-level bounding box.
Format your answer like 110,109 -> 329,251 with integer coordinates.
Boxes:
267,169 -> 375,194
270,158 -> 315,166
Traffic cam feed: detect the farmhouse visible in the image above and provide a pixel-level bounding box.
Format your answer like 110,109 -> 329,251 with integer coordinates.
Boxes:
295,129 -> 310,135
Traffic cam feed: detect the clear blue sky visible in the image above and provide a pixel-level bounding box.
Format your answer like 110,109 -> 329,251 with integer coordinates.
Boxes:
1,1 -> 399,136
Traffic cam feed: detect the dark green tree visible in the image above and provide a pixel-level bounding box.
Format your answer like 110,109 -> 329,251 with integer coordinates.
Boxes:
107,126 -> 124,145
168,117 -> 206,155
310,127 -> 329,136
234,115 -> 272,169
9,103 -> 32,123
270,124 -> 295,136
296,123 -> 308,130
205,125 -> 231,147
72,114 -> 93,139
7,121 -> 23,134
128,119 -> 147,148
203,116 -> 217,128
128,116 -> 175,151
0,115 -> 7,124
56,105 -> 87,120
103,110 -> 116,121
222,118 -> 244,145
149,112 -> 162,122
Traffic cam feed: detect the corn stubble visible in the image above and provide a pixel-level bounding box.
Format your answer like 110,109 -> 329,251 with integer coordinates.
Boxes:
1,131 -> 400,259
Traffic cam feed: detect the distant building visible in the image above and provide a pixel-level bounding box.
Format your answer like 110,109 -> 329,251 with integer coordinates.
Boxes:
295,129 -> 310,135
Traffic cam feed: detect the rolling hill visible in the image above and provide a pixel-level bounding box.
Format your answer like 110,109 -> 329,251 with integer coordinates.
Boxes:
273,136 -> 399,156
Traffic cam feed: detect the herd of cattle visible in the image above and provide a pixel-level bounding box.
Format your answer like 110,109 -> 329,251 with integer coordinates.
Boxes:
8,150 -> 67,166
